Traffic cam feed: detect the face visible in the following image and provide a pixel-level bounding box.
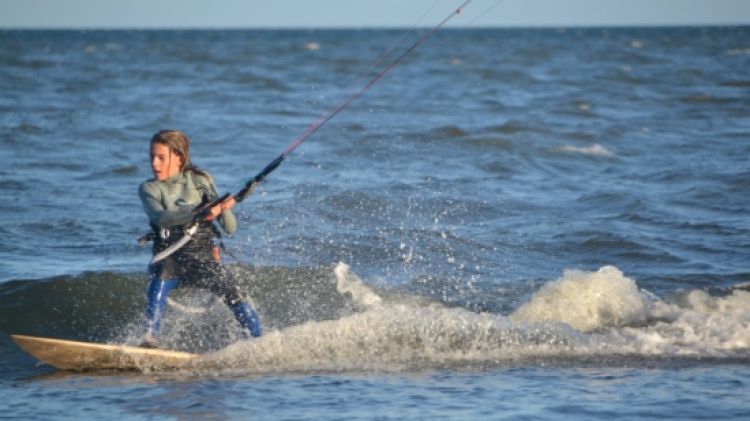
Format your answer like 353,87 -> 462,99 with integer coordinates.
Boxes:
150,143 -> 183,181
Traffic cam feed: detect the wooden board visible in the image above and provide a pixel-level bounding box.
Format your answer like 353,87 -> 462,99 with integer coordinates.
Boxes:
11,334 -> 201,371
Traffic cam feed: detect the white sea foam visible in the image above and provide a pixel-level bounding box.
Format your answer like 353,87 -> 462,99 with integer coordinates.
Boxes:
510,266 -> 650,332
166,265 -> 750,373
616,289 -> 750,355
510,266 -> 750,356
206,301 -> 581,373
334,262 -> 382,310
558,144 -> 615,157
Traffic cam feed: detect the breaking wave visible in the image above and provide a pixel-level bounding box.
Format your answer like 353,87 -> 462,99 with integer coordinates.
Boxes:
3,263 -> 749,374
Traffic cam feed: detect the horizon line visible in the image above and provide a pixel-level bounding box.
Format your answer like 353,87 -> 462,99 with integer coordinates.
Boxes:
2,22 -> 749,31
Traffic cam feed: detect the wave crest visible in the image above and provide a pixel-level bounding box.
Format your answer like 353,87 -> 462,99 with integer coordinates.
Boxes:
510,266 -> 650,332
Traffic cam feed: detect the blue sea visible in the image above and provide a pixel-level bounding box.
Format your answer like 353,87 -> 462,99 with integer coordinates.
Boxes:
1,26 -> 749,419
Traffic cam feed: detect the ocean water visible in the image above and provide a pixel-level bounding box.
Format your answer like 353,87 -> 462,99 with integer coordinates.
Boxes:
1,26 -> 749,419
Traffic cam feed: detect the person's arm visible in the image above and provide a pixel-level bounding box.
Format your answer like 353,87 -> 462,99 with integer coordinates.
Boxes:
197,173 -> 238,235
139,182 -> 195,228
214,198 -> 237,235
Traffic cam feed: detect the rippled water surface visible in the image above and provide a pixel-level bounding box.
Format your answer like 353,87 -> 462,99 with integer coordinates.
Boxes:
1,27 -> 749,419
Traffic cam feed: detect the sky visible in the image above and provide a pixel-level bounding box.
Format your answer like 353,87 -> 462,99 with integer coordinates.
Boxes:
1,0 -> 749,29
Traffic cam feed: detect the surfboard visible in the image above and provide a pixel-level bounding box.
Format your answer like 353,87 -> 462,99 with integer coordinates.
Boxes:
11,334 -> 201,371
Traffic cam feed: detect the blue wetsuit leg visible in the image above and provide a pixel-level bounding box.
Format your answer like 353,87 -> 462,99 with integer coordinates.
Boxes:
230,301 -> 262,338
173,254 -> 261,339
145,276 -> 178,338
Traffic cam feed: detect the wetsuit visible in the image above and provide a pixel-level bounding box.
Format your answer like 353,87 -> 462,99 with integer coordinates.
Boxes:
139,169 -> 261,342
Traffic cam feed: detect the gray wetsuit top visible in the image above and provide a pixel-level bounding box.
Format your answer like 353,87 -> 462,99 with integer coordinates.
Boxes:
139,170 -> 236,234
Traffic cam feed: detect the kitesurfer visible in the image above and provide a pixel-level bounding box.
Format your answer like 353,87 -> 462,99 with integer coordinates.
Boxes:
139,130 -> 261,347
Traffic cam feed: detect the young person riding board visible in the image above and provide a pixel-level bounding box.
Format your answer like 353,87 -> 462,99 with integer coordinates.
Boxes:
139,130 -> 261,347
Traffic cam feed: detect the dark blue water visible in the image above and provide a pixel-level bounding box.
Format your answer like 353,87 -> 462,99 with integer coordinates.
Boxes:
1,27 -> 749,419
